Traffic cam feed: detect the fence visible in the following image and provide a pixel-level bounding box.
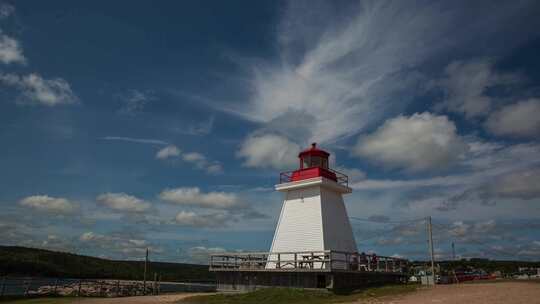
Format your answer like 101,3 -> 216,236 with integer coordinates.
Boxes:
279,168 -> 349,187
210,250 -> 408,274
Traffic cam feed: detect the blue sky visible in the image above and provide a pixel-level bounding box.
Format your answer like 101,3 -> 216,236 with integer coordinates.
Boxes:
1,0 -> 540,263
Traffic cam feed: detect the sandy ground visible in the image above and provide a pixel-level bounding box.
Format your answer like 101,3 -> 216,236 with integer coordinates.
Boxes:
360,282 -> 540,304
65,282 -> 540,304
74,293 -> 211,304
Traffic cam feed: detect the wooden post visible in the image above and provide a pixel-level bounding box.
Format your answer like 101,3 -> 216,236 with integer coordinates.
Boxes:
53,279 -> 58,295
427,216 -> 436,285
116,280 -> 120,297
77,280 -> 82,297
329,252 -> 333,271
277,253 -> 281,269
153,273 -> 157,295
25,278 -> 32,297
0,277 -> 5,297
143,248 -> 148,295
294,253 -> 297,269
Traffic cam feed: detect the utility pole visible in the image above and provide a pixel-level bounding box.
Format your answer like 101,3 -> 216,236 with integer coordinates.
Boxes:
143,248 -> 149,295
452,242 -> 456,261
427,216 -> 435,285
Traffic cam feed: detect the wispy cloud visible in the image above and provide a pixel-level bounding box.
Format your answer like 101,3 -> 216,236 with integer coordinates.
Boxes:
0,3 -> 15,19
173,116 -> 215,136
223,0 -> 540,169
101,136 -> 169,145
117,89 -> 157,116
433,59 -> 521,118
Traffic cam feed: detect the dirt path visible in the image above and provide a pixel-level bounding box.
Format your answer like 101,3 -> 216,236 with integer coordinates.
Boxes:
359,282 -> 540,304
74,293 -> 211,304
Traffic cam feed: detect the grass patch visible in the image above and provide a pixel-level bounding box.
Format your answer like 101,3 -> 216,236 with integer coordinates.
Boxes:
0,297 -> 77,304
180,285 -> 417,304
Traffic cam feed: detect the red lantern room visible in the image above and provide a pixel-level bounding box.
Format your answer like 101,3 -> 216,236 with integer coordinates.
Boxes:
280,143 -> 348,186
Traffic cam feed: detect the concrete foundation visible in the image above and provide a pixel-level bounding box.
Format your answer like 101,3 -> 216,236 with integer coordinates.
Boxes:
214,270 -> 406,293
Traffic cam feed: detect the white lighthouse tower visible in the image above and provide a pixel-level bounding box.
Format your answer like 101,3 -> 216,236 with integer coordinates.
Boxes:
267,143 -> 357,268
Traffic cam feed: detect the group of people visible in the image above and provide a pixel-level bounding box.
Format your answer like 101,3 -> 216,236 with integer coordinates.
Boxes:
351,252 -> 379,271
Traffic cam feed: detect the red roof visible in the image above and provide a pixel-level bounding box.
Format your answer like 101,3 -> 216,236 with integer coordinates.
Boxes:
298,143 -> 330,158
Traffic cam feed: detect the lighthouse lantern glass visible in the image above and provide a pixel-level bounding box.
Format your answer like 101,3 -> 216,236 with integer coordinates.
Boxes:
300,155 -> 328,169
310,156 -> 322,168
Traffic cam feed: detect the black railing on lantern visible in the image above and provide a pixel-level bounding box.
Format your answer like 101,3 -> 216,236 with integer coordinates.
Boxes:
279,168 -> 349,187
209,250 -> 408,274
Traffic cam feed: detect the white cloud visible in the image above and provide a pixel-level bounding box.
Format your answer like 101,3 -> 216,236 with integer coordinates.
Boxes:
19,195 -> 77,215
448,220 -> 498,240
375,237 -> 404,246
354,112 -> 467,171
435,59 -> 519,118
352,142 -> 540,217
156,146 -> 223,174
352,141 -> 540,191
156,145 -> 181,159
205,163 -> 224,174
79,232 -> 162,257
486,168 -> 540,200
182,152 -> 224,174
182,152 -> 205,163
0,31 -> 25,64
187,246 -> 226,263
485,99 -> 540,138
96,193 -> 151,213
101,136 -> 168,145
159,187 -> 239,209
174,211 -> 229,228
0,73 -> 78,106
237,133 -> 299,170
334,166 -> 366,183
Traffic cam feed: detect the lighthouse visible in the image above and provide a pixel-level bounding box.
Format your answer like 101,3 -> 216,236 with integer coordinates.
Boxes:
209,142 -> 408,291
267,143 -> 357,268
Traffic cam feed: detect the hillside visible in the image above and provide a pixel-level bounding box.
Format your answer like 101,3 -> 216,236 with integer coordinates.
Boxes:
0,246 -> 214,282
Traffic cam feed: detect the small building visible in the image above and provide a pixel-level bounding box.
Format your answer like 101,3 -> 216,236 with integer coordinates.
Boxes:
210,143 -> 408,292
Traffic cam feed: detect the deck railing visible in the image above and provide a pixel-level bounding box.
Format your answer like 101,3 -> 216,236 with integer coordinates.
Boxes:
279,168 -> 349,187
209,250 -> 408,274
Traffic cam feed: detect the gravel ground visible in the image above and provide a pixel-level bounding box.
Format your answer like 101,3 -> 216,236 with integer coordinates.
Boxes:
66,282 -> 540,304
358,282 -> 540,304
